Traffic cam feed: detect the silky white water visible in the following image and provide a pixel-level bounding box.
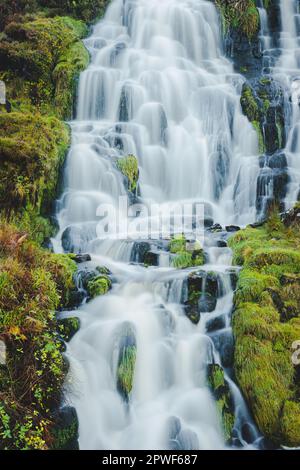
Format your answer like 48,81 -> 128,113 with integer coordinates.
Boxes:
273,0 -> 300,206
55,0 -> 263,450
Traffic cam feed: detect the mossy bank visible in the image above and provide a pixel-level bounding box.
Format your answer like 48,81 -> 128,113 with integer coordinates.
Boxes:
0,0 -> 110,450
228,208 -> 300,447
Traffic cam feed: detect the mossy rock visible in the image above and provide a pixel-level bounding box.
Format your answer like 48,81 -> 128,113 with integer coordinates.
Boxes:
0,112 -> 69,241
117,154 -> 139,194
58,317 -> 80,342
117,345 -> 137,400
207,364 -> 235,443
229,210 -> 300,446
215,0 -> 260,39
169,236 -> 205,269
52,406 -> 79,450
0,15 -> 89,119
87,274 -> 111,299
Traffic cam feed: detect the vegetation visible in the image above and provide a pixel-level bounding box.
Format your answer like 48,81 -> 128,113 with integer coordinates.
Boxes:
228,209 -> 300,446
117,345 -> 137,400
117,155 -> 139,194
207,364 -> 235,443
0,224 -> 77,449
215,0 -> 260,39
169,235 -> 205,269
87,275 -> 112,299
0,0 -> 110,450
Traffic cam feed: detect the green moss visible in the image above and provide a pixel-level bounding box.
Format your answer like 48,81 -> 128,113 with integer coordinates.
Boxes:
169,236 -> 205,269
0,224 -> 78,450
169,235 -> 186,254
216,0 -> 260,39
240,85 -> 266,153
0,15 -> 88,119
0,112 -> 69,239
229,211 -> 300,446
87,275 -> 111,299
117,345 -> 137,399
117,155 -> 139,193
207,364 -> 235,443
281,401 -> 300,447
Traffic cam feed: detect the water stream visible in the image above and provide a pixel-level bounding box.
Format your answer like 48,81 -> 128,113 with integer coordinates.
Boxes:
53,0 -> 275,450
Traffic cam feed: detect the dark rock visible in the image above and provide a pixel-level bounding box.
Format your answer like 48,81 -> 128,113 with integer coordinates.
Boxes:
225,225 -> 240,232
58,317 -> 80,342
216,239 -> 227,248
130,241 -> 151,263
210,330 -> 234,368
61,225 -> 96,253
208,223 -> 222,232
206,314 -> 226,333
207,363 -> 235,443
72,253 -> 91,263
144,250 -> 159,266
52,406 -> 79,450
224,29 -> 262,78
225,268 -> 239,291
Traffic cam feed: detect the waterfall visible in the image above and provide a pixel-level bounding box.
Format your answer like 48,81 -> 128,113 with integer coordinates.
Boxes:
55,0 -> 264,450
273,0 -> 300,206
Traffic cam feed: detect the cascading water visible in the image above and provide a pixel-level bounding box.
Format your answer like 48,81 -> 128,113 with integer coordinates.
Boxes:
273,0 -> 300,207
55,0 -> 264,450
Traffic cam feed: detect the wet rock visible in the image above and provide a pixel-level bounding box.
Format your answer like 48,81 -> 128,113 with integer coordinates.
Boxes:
87,275 -> 111,299
241,77 -> 286,156
281,204 -> 300,227
206,314 -> 226,333
72,253 -> 91,263
225,225 -> 240,233
183,271 -> 219,322
216,239 -> 227,248
208,223 -> 223,232
61,225 -> 96,253
224,29 -> 262,78
131,241 -> 151,263
52,406 -> 79,450
210,330 -> 234,368
58,317 -> 80,342
167,416 -> 199,450
96,266 -> 111,276
225,268 -> 239,291
144,250 -> 160,267
207,363 -> 235,443
116,324 -> 137,401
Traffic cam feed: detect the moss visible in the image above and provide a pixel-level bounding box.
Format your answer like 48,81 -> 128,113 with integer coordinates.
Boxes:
207,364 -> 235,443
0,15 -> 88,119
169,235 -> 186,254
229,210 -> 300,446
241,85 -> 265,153
0,224 -> 78,449
215,0 -> 260,39
117,345 -> 137,400
87,275 -> 111,299
117,154 -> 139,194
0,112 -> 69,240
281,401 -> 300,447
169,236 -> 205,269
